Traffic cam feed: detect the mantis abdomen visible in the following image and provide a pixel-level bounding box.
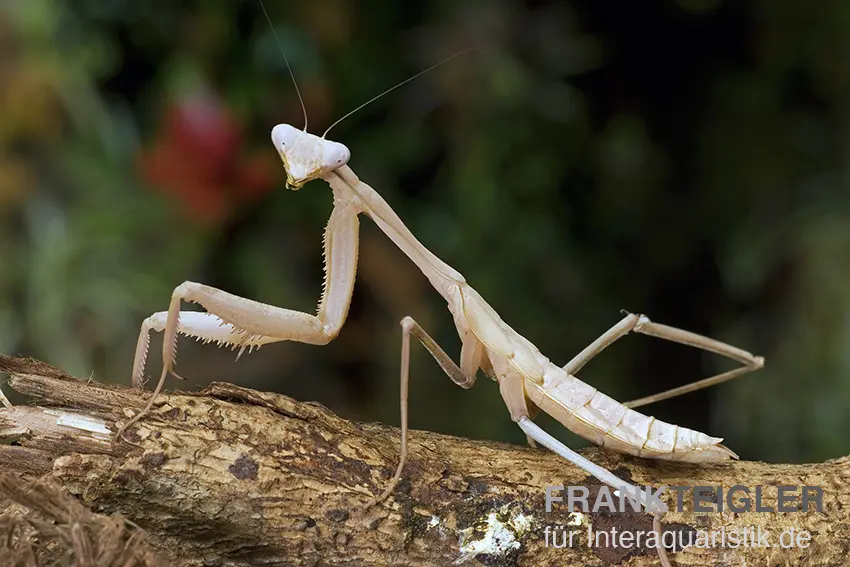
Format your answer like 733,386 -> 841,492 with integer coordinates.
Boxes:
525,375 -> 737,462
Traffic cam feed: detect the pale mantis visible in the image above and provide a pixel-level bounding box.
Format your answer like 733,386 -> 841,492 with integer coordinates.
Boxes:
115,15 -> 765,567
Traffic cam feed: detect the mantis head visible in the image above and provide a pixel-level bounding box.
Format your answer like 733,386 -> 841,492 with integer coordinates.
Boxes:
271,124 -> 351,190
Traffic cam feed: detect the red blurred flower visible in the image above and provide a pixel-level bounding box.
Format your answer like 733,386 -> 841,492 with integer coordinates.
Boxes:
139,93 -> 275,223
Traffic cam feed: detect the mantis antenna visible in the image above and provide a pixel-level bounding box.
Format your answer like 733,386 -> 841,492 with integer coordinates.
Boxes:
259,0 -> 476,138
323,47 -> 480,138
258,0 -> 308,131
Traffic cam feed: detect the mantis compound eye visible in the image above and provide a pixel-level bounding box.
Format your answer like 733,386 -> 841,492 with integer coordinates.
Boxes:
322,140 -> 351,170
271,124 -> 299,152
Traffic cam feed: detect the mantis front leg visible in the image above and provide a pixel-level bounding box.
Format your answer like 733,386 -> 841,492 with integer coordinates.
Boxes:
117,199 -> 361,440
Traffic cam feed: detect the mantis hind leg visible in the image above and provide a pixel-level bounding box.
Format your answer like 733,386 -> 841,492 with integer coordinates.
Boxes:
518,417 -> 672,567
564,312 -> 764,409
366,316 -> 480,508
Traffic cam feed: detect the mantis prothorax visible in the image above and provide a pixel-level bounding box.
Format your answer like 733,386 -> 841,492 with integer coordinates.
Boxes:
116,19 -> 764,567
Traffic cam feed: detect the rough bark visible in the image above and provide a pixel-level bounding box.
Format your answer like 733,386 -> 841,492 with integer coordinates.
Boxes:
0,356 -> 846,567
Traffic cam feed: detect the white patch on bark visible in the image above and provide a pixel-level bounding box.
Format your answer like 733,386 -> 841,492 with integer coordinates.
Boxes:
47,410 -> 111,436
455,505 -> 533,564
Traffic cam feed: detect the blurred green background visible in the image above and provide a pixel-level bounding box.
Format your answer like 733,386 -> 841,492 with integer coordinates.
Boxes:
1,0 -> 848,464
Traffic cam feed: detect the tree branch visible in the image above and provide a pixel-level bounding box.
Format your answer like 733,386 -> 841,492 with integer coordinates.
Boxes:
0,356 -> 846,566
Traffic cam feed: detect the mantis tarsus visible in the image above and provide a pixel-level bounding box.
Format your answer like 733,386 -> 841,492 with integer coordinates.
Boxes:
116,18 -> 765,567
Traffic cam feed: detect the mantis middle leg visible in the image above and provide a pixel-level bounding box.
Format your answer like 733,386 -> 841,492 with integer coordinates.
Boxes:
116,201 -> 361,440
367,315 -> 479,507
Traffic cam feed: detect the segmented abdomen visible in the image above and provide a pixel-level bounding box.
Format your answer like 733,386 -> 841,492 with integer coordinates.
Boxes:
457,284 -> 735,463
524,368 -> 737,463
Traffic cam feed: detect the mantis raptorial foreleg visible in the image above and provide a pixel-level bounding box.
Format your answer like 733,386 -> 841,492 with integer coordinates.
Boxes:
562,312 -> 764,409
116,198 -> 361,440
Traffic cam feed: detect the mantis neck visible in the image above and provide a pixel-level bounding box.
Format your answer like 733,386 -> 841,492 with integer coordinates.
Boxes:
325,166 -> 466,301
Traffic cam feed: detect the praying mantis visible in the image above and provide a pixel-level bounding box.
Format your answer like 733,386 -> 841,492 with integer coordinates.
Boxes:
115,14 -> 765,567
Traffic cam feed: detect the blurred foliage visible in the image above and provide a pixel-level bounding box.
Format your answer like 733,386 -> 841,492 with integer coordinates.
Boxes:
0,0 -> 848,463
